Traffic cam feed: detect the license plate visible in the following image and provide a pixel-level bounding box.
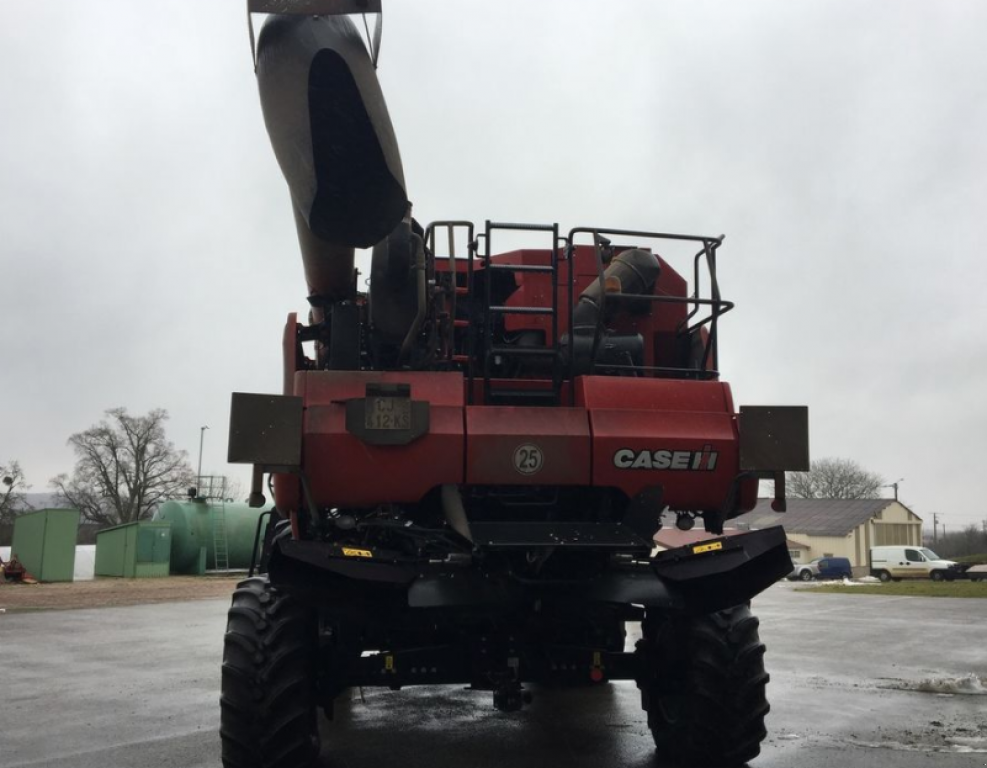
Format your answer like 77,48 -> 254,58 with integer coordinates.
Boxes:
365,396 -> 411,430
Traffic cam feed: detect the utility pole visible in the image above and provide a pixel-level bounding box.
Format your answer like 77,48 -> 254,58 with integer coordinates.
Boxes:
197,425 -> 209,493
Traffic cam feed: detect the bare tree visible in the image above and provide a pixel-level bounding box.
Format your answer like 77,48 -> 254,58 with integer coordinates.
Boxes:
925,523 -> 987,559
221,475 -> 245,503
787,457 -> 883,500
1,460 -> 32,525
50,408 -> 196,526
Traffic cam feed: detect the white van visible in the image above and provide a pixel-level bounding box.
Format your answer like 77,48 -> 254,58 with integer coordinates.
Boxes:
869,546 -> 961,582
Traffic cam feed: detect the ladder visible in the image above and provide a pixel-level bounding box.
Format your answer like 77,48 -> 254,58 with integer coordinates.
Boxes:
212,502 -> 230,572
474,221 -> 564,405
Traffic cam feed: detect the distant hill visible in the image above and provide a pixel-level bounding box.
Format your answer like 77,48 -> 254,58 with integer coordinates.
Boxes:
15,492 -> 67,511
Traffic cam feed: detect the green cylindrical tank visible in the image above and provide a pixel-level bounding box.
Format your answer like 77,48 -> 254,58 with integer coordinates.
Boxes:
153,500 -> 266,574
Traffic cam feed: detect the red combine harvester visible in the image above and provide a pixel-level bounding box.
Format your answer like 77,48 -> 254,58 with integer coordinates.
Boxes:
223,5 -> 809,768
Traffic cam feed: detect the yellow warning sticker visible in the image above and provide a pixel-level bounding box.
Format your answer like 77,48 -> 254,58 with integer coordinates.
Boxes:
342,547 -> 373,558
693,541 -> 723,554
385,655 -> 395,671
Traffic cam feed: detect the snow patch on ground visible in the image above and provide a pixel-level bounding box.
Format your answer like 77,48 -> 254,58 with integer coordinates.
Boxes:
793,576 -> 877,588
947,736 -> 987,752
848,738 -> 987,754
838,576 -> 873,586
880,674 -> 987,696
915,675 -> 987,695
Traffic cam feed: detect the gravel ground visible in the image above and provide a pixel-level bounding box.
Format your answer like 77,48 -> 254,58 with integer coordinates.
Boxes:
0,575 -> 241,611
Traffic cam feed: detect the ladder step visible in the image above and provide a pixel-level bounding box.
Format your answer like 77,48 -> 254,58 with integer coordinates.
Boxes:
487,263 -> 554,273
488,388 -> 558,400
489,346 -> 557,357
489,306 -> 554,316
487,222 -> 557,232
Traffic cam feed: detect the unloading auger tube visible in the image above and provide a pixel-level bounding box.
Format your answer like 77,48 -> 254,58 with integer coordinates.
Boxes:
222,4 -> 811,768
254,8 -> 421,356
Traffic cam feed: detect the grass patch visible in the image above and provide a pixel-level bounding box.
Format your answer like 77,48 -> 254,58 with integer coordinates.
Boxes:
799,580 -> 987,598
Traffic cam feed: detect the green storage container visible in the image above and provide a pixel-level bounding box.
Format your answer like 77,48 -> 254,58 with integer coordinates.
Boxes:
11,508 -> 80,582
95,521 -> 171,578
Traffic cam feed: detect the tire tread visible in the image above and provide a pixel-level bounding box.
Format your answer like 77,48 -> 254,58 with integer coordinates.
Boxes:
220,576 -> 319,768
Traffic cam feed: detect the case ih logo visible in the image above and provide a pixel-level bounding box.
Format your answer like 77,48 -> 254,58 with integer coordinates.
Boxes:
613,445 -> 718,471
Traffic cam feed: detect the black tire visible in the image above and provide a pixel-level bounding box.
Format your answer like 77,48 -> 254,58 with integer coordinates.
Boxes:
799,569 -> 813,582
221,576 -> 320,768
931,570 -> 945,582
637,605 -> 769,766
878,570 -> 892,583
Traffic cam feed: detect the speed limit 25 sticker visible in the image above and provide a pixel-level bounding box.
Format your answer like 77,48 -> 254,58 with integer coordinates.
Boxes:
513,444 -> 544,476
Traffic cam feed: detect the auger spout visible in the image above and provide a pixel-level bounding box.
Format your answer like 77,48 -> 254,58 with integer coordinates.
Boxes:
255,13 -> 407,302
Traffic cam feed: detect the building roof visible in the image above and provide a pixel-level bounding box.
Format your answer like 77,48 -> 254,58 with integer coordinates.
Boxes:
731,498 -> 909,537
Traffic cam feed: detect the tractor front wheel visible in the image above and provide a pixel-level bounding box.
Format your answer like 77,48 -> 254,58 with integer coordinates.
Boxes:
220,576 -> 320,768
637,605 -> 769,766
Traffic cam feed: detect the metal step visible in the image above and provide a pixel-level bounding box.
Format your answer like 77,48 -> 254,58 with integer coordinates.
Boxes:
489,346 -> 558,357
487,263 -> 554,273
486,388 -> 558,402
489,306 -> 554,316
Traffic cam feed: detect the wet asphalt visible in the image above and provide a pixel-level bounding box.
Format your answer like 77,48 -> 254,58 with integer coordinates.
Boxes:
2,581 -> 986,768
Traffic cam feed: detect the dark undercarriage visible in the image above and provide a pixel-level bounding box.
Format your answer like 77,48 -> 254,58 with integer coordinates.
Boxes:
262,519 -> 791,711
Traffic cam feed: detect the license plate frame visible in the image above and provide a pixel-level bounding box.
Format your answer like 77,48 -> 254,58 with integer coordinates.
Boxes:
364,396 -> 412,431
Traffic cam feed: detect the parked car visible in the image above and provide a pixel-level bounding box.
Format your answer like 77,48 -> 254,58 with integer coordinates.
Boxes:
788,556 -> 853,581
869,546 -> 962,582
964,564 -> 987,582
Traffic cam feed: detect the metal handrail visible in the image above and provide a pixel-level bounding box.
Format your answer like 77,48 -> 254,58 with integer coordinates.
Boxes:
424,221 -> 734,388
567,227 -> 728,377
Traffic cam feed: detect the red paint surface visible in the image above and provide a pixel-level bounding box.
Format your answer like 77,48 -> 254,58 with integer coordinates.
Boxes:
578,377 -> 740,508
287,370 -> 756,515
300,371 -> 465,506
465,406 -> 590,485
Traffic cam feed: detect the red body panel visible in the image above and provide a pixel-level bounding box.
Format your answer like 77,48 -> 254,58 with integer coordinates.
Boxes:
285,369 -> 754,514
298,371 -> 465,506
577,377 -> 740,507
466,407 -> 590,485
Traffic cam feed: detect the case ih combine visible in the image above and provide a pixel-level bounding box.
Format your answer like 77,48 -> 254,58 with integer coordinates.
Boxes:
223,5 -> 809,767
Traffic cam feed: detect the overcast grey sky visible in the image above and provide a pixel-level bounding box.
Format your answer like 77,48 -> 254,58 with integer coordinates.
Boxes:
2,1 -> 986,530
